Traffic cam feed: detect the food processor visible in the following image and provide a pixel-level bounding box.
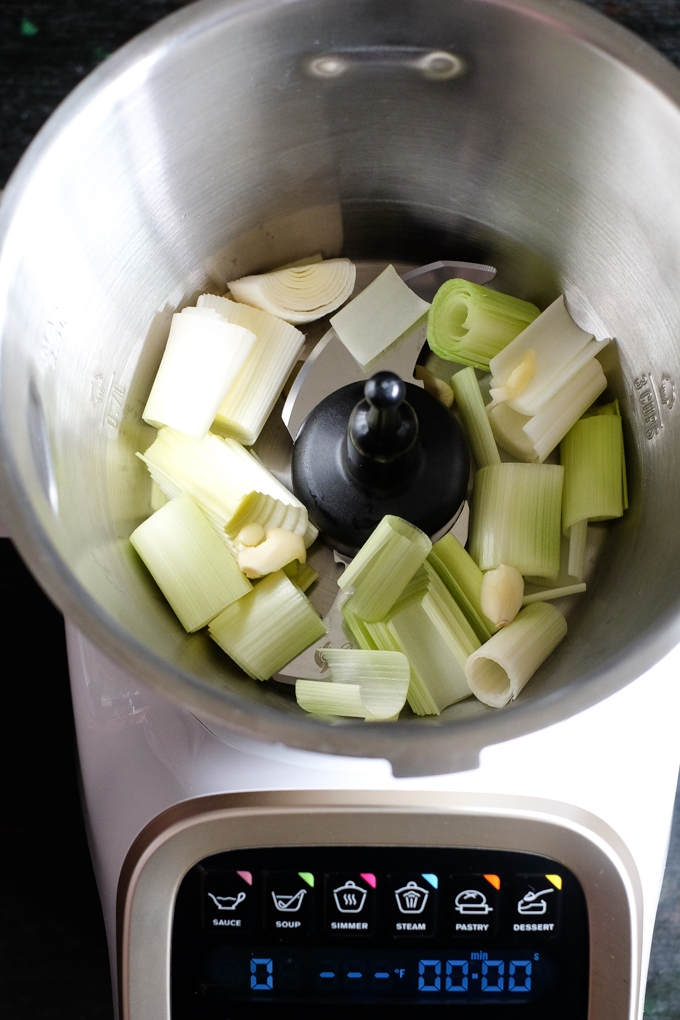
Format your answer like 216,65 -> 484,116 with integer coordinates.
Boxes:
2,0 -> 680,1016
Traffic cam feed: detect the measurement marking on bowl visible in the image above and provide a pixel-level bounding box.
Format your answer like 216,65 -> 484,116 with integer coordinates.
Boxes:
659,374 -> 675,410
41,308 -> 65,368
91,371 -> 127,430
634,373 -> 668,439
90,374 -> 106,406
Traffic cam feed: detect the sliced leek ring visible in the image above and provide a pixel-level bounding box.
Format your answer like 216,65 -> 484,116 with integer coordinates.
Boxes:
227,258 -> 356,324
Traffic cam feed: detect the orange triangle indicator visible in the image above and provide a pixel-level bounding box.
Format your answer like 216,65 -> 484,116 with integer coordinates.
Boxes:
546,874 -> 562,890
484,874 -> 501,891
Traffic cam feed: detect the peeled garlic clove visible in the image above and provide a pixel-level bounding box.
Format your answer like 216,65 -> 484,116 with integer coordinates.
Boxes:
236,522 -> 266,550
489,350 -> 537,404
480,564 -> 524,627
415,365 -> 454,407
237,528 -> 307,578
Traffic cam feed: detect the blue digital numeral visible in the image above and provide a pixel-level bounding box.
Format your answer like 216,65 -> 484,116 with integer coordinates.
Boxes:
509,960 -> 532,992
418,959 -> 441,992
250,958 -> 274,991
446,960 -> 469,992
481,960 -> 504,992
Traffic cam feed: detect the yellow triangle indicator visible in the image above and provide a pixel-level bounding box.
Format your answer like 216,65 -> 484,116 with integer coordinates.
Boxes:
484,874 -> 501,890
546,874 -> 562,890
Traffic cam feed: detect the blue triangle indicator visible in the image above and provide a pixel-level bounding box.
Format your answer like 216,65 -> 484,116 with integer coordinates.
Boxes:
422,873 -> 438,889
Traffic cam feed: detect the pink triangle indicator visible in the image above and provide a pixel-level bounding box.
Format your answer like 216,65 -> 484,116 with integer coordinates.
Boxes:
360,873 -> 377,889
237,870 -> 253,886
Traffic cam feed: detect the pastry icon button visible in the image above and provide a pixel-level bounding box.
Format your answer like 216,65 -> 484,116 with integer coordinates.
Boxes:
449,875 -> 500,937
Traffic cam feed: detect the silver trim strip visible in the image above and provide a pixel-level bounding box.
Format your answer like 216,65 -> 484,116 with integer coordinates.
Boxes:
118,790 -> 641,1019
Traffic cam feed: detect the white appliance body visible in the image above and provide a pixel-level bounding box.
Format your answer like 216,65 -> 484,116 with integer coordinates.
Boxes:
68,622 -> 680,1020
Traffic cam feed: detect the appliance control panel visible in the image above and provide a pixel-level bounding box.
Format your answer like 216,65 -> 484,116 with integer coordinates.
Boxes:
171,846 -> 588,1018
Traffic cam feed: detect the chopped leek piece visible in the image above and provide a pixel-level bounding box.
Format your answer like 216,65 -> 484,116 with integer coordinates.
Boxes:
295,681 -> 366,717
480,564 -> 524,627
227,258 -> 356,324
487,402 -> 537,462
209,570 -> 327,680
237,528 -> 307,578
465,602 -> 567,707
522,531 -> 586,595
386,568 -> 478,715
337,515 -> 431,622
303,648 -> 411,720
341,598 -> 380,652
468,463 -> 564,581
273,253 -> 324,271
414,365 -> 454,406
343,565 -> 479,716
428,533 -> 495,642
150,479 -> 169,511
451,366 -> 501,468
610,401 -> 628,510
130,493 -> 251,633
489,296 -> 598,416
567,520 -> 588,581
488,360 -> 607,464
330,265 -> 430,370
138,429 -> 317,547
561,414 -> 625,532
285,561 -> 318,592
592,399 -> 628,510
522,582 -> 586,604
522,356 -> 608,463
143,307 -> 256,439
225,491 -> 308,543
197,295 -> 304,445
427,279 -> 540,370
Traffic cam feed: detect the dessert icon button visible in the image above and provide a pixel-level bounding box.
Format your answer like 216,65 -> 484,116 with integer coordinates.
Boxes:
511,874 -> 561,936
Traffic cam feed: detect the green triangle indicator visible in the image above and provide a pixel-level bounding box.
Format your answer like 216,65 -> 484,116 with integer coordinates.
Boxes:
298,872 -> 315,887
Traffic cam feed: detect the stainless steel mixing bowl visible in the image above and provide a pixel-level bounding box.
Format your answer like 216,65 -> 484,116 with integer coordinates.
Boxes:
2,0 -> 680,775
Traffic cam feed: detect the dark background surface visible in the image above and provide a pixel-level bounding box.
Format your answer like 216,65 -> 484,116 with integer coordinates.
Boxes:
1,1 -> 680,1017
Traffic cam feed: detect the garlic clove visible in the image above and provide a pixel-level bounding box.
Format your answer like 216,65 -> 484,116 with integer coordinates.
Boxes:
489,349 -> 537,404
414,365 -> 454,407
480,563 -> 524,627
237,528 -> 307,578
236,522 -> 266,549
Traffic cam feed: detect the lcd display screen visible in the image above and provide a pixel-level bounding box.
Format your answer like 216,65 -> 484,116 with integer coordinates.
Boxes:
171,846 -> 588,1018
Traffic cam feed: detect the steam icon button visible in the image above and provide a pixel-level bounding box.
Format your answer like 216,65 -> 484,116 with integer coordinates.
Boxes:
388,873 -> 438,937
326,873 -> 376,936
396,881 -> 429,913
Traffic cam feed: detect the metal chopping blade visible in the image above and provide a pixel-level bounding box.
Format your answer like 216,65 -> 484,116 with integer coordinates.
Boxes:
281,260 -> 496,439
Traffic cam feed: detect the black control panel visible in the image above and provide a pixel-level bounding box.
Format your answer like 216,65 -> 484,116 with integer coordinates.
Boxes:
171,847 -> 588,1018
